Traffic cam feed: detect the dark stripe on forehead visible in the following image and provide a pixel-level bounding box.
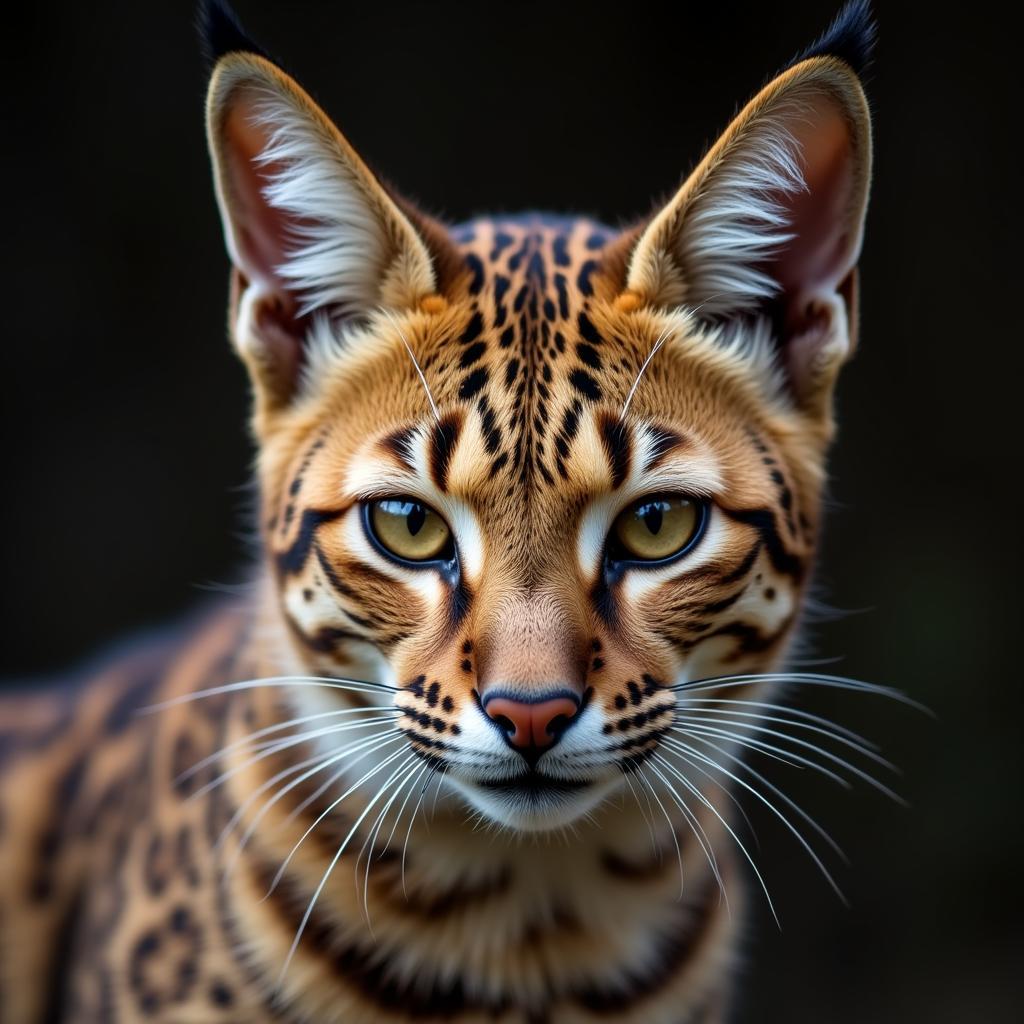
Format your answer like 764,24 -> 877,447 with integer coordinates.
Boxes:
599,415 -> 631,489
429,413 -> 462,493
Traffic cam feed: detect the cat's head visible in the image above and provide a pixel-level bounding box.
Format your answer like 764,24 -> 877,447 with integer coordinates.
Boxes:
204,1 -> 872,831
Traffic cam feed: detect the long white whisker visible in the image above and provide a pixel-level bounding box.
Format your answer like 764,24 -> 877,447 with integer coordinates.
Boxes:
675,696 -> 879,749
358,762 -> 423,927
644,760 -> 728,908
673,720 -> 906,803
619,766 -> 659,856
141,674 -> 398,715
275,751 -> 418,988
650,751 -> 779,926
660,740 -> 846,905
402,764 -> 441,897
264,744 -> 410,900
675,707 -> 896,771
652,736 -> 761,851
191,716 -> 400,802
215,750 -> 328,853
179,706 -> 400,786
224,731 -> 405,875
681,730 -> 848,864
383,309 -> 441,423
670,672 -> 929,714
381,761 -> 430,860
634,768 -> 685,899
675,724 -> 811,774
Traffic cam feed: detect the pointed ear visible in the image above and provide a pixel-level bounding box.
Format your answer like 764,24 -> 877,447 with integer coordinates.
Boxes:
205,48 -> 441,410
625,42 -> 872,415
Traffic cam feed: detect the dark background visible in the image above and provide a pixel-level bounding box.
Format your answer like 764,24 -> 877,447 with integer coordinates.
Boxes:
2,2 -> 1019,1020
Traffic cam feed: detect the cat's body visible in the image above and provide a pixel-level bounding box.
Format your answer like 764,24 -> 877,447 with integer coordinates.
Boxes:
0,2 -> 879,1020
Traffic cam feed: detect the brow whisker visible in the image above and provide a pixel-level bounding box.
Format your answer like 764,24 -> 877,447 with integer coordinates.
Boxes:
383,308 -> 441,423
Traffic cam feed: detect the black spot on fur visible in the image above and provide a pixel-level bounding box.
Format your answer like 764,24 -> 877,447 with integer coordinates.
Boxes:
577,259 -> 598,295
459,311 -> 484,345
554,273 -> 570,318
464,253 -> 485,294
576,342 -> 602,369
570,369 -> 602,401
459,367 -> 489,400
460,341 -> 486,368
577,311 -> 603,345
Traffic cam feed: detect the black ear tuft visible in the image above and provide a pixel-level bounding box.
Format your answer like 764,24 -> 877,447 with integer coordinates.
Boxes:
792,0 -> 877,77
197,0 -> 270,70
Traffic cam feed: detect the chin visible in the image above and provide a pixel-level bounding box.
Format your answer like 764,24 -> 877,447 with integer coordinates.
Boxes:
449,772 -> 622,833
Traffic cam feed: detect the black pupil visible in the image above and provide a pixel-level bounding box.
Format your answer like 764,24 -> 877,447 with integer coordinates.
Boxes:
639,501 -> 667,535
405,502 -> 426,536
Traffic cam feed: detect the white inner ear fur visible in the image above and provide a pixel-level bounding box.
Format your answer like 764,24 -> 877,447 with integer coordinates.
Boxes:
237,86 -> 391,319
669,104 -> 807,317
626,67 -> 870,413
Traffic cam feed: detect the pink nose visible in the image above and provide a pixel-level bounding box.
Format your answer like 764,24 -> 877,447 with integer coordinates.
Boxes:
484,695 -> 581,752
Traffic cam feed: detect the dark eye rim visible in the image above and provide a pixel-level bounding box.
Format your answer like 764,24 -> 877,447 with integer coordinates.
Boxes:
361,498 -> 458,571
604,494 -> 709,573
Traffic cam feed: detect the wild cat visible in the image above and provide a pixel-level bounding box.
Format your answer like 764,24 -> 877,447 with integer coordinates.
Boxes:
0,2 -> 913,1021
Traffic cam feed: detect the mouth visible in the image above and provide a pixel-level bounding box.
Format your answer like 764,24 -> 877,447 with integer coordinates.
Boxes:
477,772 -> 592,799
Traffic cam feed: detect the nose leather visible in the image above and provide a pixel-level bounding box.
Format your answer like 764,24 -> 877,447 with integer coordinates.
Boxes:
484,696 -> 580,750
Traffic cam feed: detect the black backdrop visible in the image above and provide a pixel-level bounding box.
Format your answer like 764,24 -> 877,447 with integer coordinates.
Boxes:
2,2 -> 1019,1020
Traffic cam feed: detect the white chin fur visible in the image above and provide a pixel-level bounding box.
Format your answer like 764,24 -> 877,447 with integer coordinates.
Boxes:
446,774 -> 622,833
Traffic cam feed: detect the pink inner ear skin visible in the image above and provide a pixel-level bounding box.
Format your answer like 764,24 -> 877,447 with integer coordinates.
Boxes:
772,96 -> 858,332
222,100 -> 301,305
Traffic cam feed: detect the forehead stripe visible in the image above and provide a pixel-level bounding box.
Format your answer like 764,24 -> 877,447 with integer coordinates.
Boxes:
429,414 -> 462,493
599,416 -> 632,490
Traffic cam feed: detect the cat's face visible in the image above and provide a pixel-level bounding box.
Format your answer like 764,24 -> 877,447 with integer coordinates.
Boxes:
206,44 -> 870,831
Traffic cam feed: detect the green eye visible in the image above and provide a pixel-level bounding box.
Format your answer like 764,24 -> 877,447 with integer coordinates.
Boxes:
367,499 -> 451,562
612,496 -> 703,562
